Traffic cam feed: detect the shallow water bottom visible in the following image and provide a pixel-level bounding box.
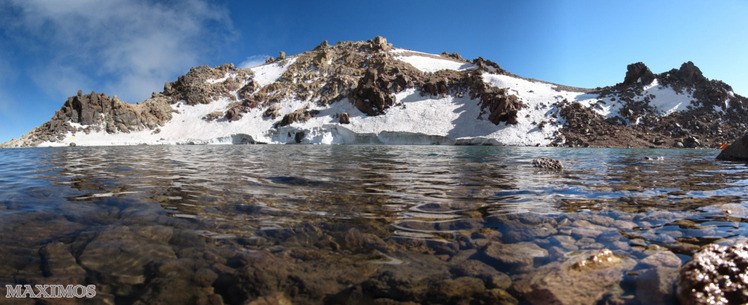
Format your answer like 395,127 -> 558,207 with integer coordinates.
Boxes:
0,145 -> 746,304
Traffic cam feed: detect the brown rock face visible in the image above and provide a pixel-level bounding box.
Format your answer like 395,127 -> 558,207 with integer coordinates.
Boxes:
716,133 -> 748,161
677,242 -> 748,305
278,108 -> 320,127
164,63 -> 252,105
10,91 -> 173,146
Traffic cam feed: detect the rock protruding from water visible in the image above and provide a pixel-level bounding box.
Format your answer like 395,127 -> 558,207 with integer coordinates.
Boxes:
532,157 -> 563,170
677,242 -> 748,305
716,133 -> 748,161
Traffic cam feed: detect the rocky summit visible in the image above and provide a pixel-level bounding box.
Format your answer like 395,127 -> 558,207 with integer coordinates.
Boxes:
2,36 -> 746,148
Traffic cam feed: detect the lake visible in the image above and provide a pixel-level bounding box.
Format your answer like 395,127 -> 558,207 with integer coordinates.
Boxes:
0,145 -> 746,304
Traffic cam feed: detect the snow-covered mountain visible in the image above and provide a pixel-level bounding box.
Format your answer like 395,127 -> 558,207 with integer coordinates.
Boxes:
3,37 -> 746,148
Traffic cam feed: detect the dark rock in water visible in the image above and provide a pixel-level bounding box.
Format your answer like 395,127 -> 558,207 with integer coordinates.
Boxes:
532,157 -> 563,170
716,133 -> 748,161
677,242 -> 748,305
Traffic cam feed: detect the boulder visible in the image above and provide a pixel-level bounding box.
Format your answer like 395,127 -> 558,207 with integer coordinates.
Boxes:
339,112 -> 351,124
716,133 -> 748,161
480,241 -> 548,271
677,242 -> 748,305
512,249 -> 636,305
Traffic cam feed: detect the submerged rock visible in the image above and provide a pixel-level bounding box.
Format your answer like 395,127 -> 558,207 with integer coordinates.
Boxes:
480,241 -> 548,272
677,242 -> 748,305
512,249 -> 636,305
716,133 -> 748,161
532,157 -> 563,170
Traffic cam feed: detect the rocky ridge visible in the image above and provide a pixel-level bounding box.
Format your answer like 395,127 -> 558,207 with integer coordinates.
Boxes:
559,61 -> 747,148
2,36 -> 746,148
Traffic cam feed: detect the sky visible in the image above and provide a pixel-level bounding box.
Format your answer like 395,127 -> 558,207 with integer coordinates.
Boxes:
1,0 -> 747,143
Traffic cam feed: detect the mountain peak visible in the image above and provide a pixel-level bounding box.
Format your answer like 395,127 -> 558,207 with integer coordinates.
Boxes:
672,61 -> 706,85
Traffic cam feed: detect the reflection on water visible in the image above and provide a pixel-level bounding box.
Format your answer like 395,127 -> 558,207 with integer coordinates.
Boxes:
0,145 -> 746,304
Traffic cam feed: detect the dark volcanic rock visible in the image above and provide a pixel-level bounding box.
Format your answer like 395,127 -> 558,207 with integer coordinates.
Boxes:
716,133 -> 748,161
623,62 -> 655,86
677,242 -> 748,305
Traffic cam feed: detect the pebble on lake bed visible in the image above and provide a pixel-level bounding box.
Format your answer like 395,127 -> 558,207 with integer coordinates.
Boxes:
532,157 -> 563,171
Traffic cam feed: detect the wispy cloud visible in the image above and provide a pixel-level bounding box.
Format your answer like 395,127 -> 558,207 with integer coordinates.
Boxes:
239,55 -> 271,69
6,0 -> 234,103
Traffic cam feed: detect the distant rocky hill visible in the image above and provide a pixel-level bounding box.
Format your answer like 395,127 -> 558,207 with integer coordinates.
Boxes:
2,36 -> 746,148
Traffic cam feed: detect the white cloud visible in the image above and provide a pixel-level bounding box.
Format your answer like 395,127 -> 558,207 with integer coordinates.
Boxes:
8,0 -> 233,103
239,55 -> 271,69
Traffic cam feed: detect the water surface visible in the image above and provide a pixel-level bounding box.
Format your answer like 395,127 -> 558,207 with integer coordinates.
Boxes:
0,145 -> 746,304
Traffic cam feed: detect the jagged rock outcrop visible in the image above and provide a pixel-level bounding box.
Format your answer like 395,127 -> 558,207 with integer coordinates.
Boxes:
717,133 -> 748,161
4,91 -> 173,146
622,62 -> 656,86
164,64 -> 253,106
559,61 -> 748,148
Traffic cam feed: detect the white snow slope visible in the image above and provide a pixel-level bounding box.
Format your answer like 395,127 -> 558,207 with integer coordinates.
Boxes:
38,49 -> 699,147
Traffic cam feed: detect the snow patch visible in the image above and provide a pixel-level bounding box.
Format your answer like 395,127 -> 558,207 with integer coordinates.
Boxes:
250,57 -> 298,87
638,79 -> 695,116
394,54 -> 477,73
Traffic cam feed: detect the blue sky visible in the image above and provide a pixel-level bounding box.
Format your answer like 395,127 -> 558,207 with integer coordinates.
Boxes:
1,0 -> 747,143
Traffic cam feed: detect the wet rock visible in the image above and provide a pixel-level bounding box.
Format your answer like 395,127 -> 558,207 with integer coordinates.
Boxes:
77,225 -> 176,292
677,242 -> 748,305
39,242 -> 87,283
449,259 -> 512,289
716,133 -> 748,161
480,241 -> 548,271
635,250 -> 681,304
492,217 -> 557,243
512,249 -> 636,305
532,157 -> 563,170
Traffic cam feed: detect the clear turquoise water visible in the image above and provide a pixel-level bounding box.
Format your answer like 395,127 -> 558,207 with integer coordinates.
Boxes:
0,145 -> 746,303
